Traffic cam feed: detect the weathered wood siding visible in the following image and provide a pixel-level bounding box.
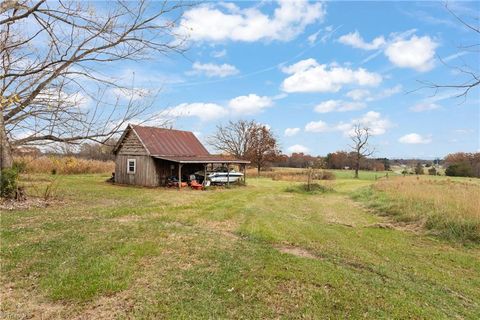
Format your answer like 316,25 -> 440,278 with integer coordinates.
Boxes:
117,130 -> 148,155
115,155 -> 159,186
156,159 -> 174,186
115,129 -> 160,186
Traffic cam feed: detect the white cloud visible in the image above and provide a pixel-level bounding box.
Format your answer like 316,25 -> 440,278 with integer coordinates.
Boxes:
410,102 -> 441,112
308,25 -> 335,45
338,30 -> 438,72
398,133 -> 432,144
284,127 -> 300,137
35,89 -> 91,109
281,59 -> 382,93
305,120 -> 329,133
346,89 -> 371,101
307,30 -> 321,45
314,100 -> 366,113
190,62 -> 239,78
211,49 -> 227,58
303,111 -> 392,136
165,103 -> 227,121
287,144 -> 309,154
228,94 -> 273,115
371,85 -> 403,101
338,31 -> 386,50
337,111 -> 392,136
345,85 -> 402,102
176,1 -> 325,43
385,35 -> 438,72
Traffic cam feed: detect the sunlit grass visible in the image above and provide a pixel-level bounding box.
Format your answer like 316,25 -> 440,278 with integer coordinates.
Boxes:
353,176 -> 480,242
1,174 -> 479,318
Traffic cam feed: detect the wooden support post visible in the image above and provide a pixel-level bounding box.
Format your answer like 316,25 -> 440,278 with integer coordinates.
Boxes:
178,163 -> 182,190
203,164 -> 207,188
243,164 -> 247,185
227,163 -> 230,187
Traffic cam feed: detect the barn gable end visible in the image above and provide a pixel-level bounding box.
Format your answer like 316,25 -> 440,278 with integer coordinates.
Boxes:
115,128 -> 148,156
114,126 -> 158,186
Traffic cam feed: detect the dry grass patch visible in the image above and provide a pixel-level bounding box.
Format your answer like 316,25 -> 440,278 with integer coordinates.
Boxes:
353,176 -> 480,242
14,156 -> 114,174
275,245 -> 319,259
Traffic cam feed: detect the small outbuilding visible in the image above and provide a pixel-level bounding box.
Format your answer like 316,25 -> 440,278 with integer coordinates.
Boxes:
112,124 -> 249,187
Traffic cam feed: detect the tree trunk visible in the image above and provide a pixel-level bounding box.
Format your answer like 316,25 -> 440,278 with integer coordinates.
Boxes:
257,164 -> 261,176
0,112 -> 13,170
354,153 -> 360,179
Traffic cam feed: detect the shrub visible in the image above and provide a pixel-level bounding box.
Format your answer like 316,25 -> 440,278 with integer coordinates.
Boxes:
414,163 -> 424,175
428,167 -> 437,175
1,168 -> 19,198
445,162 -> 474,177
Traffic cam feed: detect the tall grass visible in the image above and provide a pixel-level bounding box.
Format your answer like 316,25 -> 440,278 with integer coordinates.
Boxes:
248,167 -> 393,181
353,176 -> 480,243
14,156 -> 114,174
247,167 -> 335,181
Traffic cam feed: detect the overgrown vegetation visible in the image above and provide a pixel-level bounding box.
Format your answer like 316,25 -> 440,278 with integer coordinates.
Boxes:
352,176 -> 480,243
13,156 -> 114,174
285,182 -> 334,194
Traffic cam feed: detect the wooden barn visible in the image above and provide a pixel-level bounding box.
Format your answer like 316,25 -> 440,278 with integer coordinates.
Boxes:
112,124 -> 249,187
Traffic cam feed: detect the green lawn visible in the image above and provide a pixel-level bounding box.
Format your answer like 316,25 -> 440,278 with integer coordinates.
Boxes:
1,174 -> 479,319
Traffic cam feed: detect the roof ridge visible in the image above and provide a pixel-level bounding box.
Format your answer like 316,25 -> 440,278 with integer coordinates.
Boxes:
127,124 -> 210,157
130,124 -> 193,134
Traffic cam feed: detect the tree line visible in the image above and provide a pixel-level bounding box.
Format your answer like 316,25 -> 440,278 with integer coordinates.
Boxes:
444,153 -> 480,178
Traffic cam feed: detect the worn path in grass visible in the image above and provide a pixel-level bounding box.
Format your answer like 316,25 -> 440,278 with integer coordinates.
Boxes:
1,174 -> 479,319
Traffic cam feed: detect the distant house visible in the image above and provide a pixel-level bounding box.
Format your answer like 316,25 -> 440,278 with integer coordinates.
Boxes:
112,124 -> 249,187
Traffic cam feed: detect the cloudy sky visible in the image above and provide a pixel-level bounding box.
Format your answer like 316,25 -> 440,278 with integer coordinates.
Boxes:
108,1 -> 479,158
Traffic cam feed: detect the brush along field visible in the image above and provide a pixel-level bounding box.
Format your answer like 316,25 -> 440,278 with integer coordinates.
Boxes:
1,173 -> 479,319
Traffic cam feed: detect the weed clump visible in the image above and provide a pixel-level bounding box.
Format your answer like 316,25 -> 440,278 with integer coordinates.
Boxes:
285,183 -> 334,194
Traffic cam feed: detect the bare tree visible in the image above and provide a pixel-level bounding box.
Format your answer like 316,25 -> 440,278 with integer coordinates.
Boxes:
418,2 -> 479,100
349,124 -> 374,179
207,120 -> 256,159
0,0 -> 189,170
208,120 -> 279,174
247,124 -> 279,174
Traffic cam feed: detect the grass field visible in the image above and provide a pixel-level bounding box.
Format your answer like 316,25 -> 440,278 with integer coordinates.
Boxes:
1,173 -> 479,319
353,176 -> 480,243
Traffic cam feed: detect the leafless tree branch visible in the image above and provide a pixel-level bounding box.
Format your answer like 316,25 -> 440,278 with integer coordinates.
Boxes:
0,0 -> 191,169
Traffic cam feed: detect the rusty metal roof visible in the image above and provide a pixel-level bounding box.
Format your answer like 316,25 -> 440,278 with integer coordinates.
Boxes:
114,124 -> 250,164
152,155 -> 250,164
131,124 -> 210,156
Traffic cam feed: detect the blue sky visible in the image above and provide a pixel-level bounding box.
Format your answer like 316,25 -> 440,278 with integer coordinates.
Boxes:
107,1 -> 480,159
